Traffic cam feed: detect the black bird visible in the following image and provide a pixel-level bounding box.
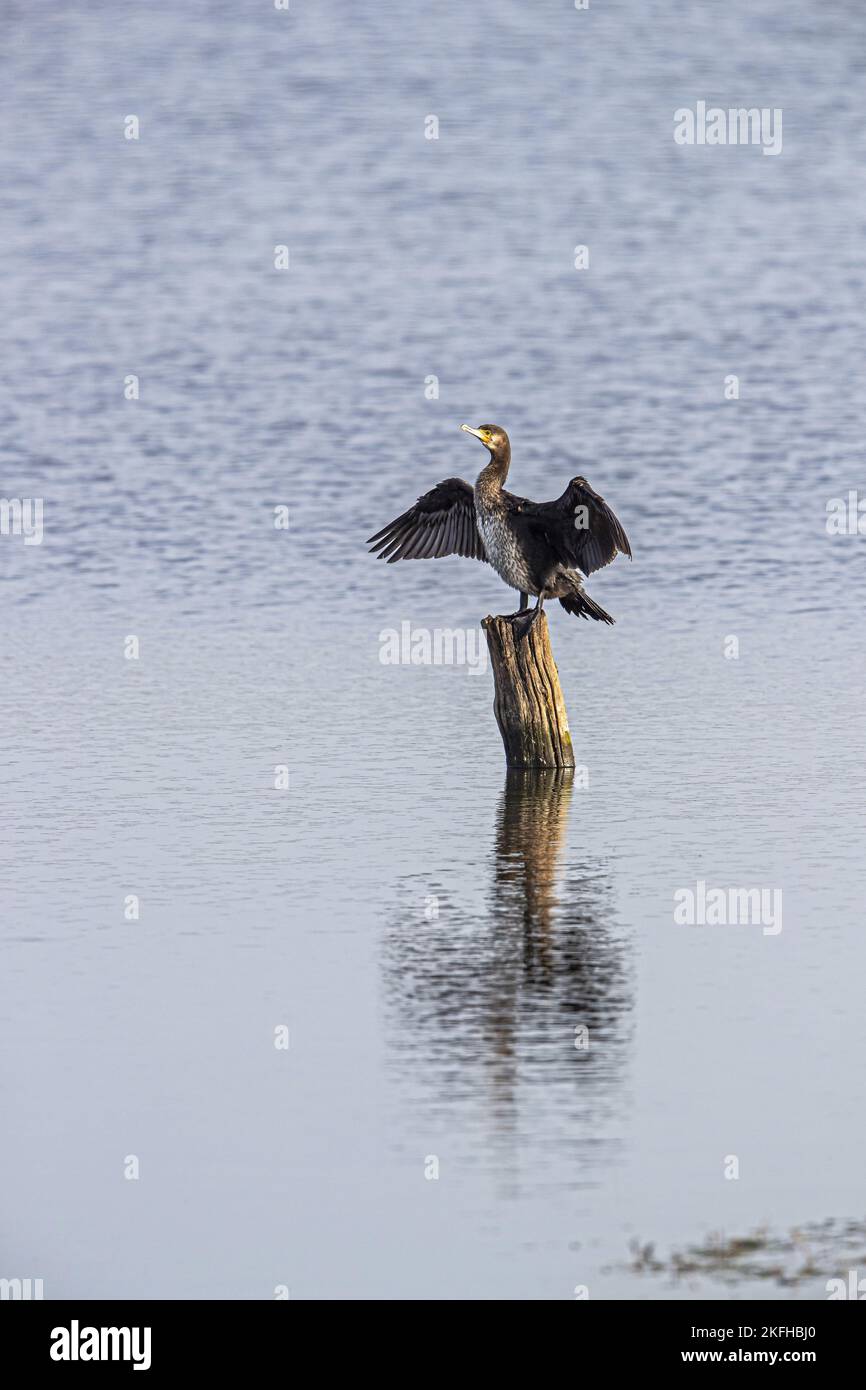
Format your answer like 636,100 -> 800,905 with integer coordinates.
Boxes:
367,424 -> 631,637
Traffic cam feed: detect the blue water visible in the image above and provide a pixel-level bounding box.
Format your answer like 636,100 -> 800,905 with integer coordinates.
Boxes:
2,0 -> 865,1299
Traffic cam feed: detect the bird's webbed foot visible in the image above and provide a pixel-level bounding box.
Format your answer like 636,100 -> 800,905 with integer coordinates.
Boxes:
509,606 -> 543,641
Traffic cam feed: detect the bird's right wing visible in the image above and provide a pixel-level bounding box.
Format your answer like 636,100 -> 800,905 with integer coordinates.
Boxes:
367,478 -> 486,563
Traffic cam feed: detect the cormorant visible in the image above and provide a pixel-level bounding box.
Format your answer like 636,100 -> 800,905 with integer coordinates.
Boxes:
367,424 -> 631,637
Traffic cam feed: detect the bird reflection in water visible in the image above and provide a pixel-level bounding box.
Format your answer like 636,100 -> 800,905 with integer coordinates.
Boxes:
383,769 -> 633,1185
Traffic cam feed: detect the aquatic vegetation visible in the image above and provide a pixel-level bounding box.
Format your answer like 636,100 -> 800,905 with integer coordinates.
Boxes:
623,1218 -> 866,1289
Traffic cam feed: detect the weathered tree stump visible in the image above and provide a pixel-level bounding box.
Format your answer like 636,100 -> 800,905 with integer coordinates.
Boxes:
482,613 -> 575,769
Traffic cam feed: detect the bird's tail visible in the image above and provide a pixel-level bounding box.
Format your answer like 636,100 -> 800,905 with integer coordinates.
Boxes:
559,586 -> 615,624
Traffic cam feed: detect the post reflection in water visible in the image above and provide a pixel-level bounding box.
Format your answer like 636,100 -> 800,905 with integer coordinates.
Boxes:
383,769 -> 634,1187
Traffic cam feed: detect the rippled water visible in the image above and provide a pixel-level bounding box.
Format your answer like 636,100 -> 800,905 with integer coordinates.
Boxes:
2,1 -> 865,1299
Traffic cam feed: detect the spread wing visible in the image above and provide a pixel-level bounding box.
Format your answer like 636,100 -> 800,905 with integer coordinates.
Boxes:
522,476 -> 631,576
367,478 -> 486,563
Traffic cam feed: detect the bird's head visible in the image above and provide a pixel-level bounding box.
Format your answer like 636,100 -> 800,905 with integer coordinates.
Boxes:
460,423 -> 510,458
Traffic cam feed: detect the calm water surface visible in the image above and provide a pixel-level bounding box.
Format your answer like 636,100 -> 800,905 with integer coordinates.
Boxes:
2,1 -> 865,1298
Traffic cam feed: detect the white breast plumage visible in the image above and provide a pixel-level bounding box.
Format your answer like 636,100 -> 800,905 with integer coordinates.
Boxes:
475,500 -> 534,594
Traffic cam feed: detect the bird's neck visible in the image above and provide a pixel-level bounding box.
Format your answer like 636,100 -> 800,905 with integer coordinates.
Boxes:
476,450 -> 510,495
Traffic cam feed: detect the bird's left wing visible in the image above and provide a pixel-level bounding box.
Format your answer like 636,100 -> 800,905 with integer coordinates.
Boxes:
367,478 -> 486,563
522,476 -> 631,575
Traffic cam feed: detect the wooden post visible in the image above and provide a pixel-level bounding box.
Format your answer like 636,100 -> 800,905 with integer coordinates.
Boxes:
482,613 -> 575,769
